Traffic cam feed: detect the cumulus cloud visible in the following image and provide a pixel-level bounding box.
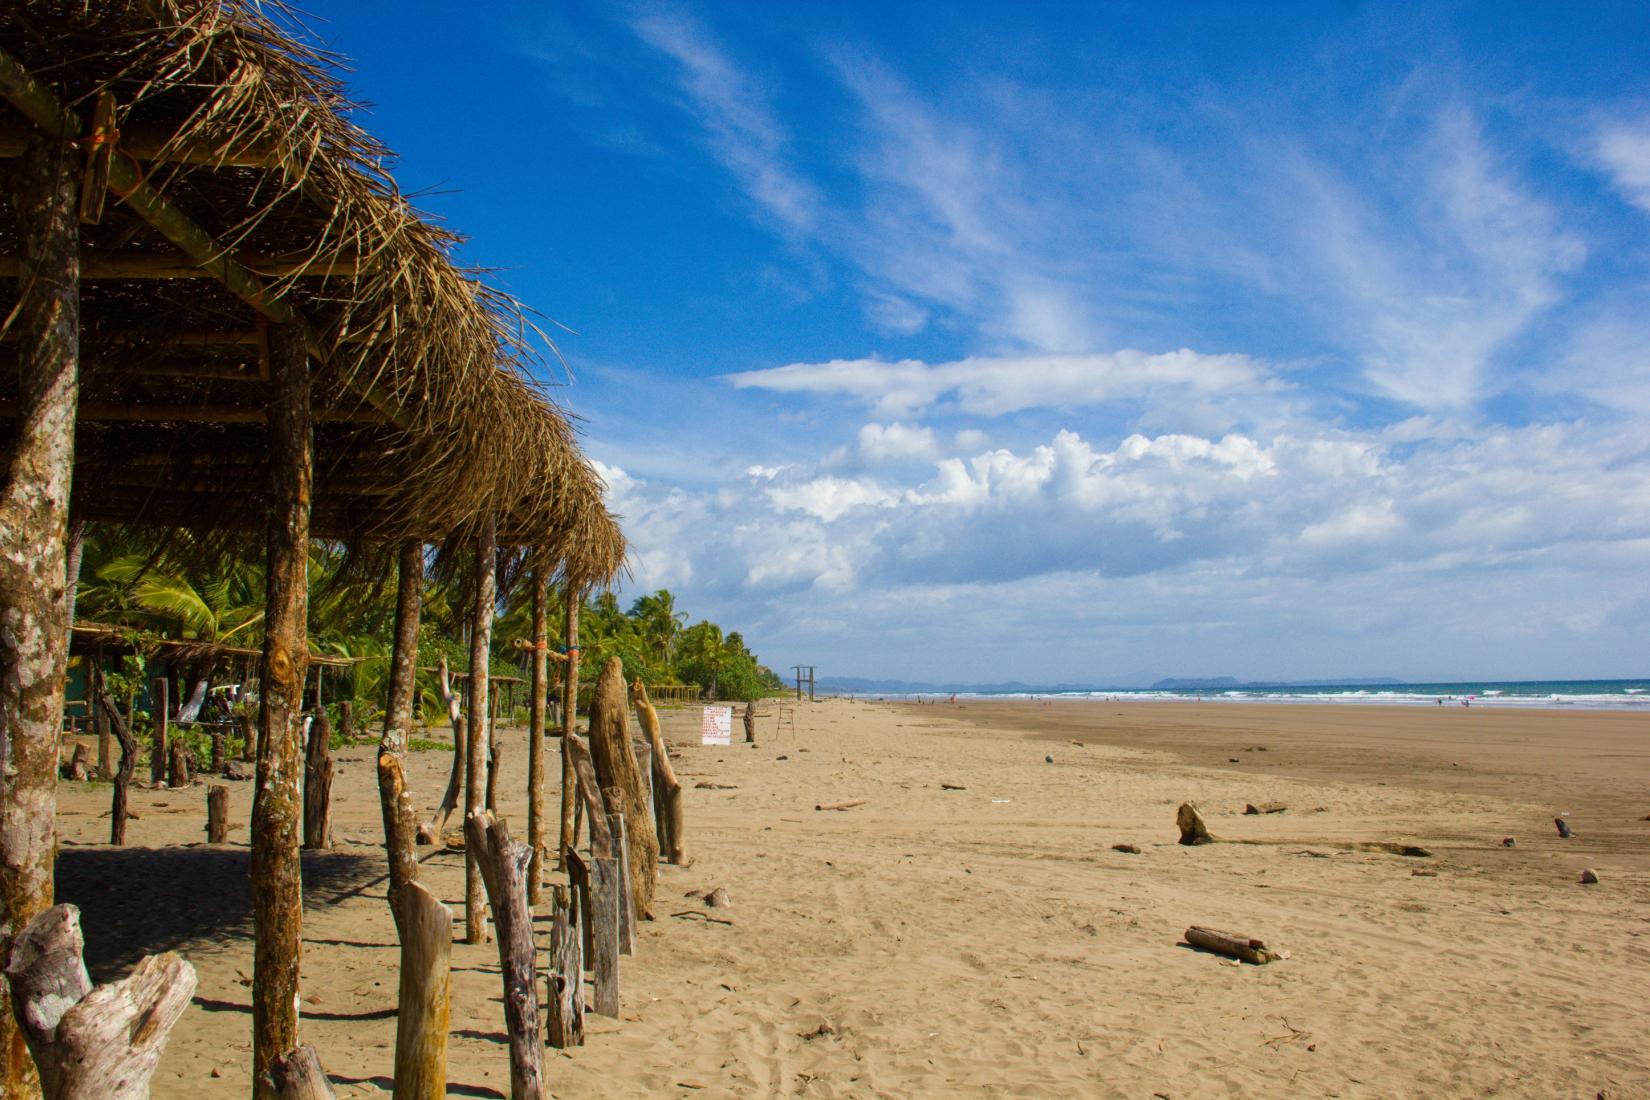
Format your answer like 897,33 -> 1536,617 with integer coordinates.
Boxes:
1593,120 -> 1650,213
857,422 -> 938,464
727,349 -> 1276,418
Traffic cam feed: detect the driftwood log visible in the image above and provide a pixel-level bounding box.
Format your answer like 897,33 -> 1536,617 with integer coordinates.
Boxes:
586,658 -> 659,920
607,812 -> 636,956
546,884 -> 584,1049
5,904 -> 197,1099
96,705 -> 112,778
631,679 -> 685,865
1177,802 -> 1214,845
816,799 -> 868,812
207,785 -> 229,844
209,724 -> 227,774
238,704 -> 257,762
464,811 -> 545,1099
587,852 -> 622,1018
564,734 -> 614,858
1243,802 -> 1288,815
265,1044 -> 336,1099
303,710 -> 333,849
743,700 -> 756,743
1184,925 -> 1280,965
392,880 -> 452,1100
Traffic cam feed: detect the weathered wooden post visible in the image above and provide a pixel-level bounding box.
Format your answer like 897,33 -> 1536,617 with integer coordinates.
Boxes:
207,785 -> 230,844
391,881 -> 452,1100
5,905 -> 197,1100
557,586 -> 582,868
209,723 -> 227,774
464,513 -> 496,945
95,692 -> 112,778
545,884 -> 584,1048
250,319 -> 313,1094
378,540 -> 424,930
337,700 -> 353,744
265,1045 -> 335,1099
167,739 -> 192,789
485,690 -> 501,814
150,676 -> 169,784
743,700 -> 756,744
93,681 -> 136,845
607,812 -> 635,956
465,811 -> 545,1099
587,658 -> 659,921
527,570 -> 549,904
582,848 -> 622,1018
0,123 -> 80,1098
303,707 -> 333,849
632,680 -> 684,865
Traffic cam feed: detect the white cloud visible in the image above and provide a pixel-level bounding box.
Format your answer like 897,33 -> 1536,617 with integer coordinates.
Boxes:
1594,120 -> 1650,213
857,422 -> 937,464
727,349 -> 1276,418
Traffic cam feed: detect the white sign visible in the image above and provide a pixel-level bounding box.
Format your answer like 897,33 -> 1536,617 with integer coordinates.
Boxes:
700,705 -> 733,745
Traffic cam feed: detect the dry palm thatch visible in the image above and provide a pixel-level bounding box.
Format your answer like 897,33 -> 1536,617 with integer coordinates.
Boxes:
0,0 -> 612,562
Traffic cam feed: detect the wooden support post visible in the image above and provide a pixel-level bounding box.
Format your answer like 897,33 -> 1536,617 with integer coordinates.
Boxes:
464,811 -> 545,1100
93,681 -> 135,845
632,680 -> 684,865
587,853 -> 622,1018
464,514 -> 496,945
485,688 -> 501,814
238,704 -> 257,762
250,319 -> 312,1095
527,571 -> 549,905
743,700 -> 756,744
265,1045 -> 335,1099
587,658 -> 659,921
607,812 -> 636,956
632,737 -> 655,843
0,126 -> 79,1099
391,881 -> 452,1100
95,699 -> 112,779
337,700 -> 353,744
303,708 -> 333,849
167,739 -> 192,789
379,541 -> 423,930
557,588 -> 581,868
564,848 -> 593,961
149,676 -> 169,784
209,724 -> 226,774
207,785 -> 229,844
423,654 -> 465,840
545,884 -> 584,1049
4,905 -> 197,1099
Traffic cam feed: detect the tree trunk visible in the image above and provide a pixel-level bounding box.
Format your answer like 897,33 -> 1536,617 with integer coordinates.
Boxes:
557,590 -> 581,868
484,689 -> 501,814
424,655 -> 465,838
251,319 -> 312,1096
92,680 -> 134,845
391,881 -> 451,1100
0,128 -> 79,1100
209,725 -> 226,775
527,572 -> 549,905
149,677 -> 168,785
337,701 -> 353,744
302,708 -> 332,850
379,541 -> 423,930
586,659 -> 659,921
166,740 -> 192,789
238,705 -> 257,762
464,514 -> 496,945
95,702 -> 111,780
265,1045 -> 335,1099
464,811 -> 545,1099
5,905 -> 196,1100
631,680 -> 684,865
545,884 -> 583,1049
207,785 -> 229,844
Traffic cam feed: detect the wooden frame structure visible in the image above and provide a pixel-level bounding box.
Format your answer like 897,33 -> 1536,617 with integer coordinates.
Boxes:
0,4 -> 625,1097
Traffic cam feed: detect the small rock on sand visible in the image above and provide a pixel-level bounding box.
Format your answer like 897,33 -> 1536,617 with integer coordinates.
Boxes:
1580,868 -> 1598,885
1112,843 -> 1140,854
1045,754 -> 1054,764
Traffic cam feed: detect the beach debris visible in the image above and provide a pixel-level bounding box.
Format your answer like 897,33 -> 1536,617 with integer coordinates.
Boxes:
1580,868 -> 1599,885
265,1044 -> 334,1100
1243,802 -> 1288,815
775,755 -> 789,761
940,783 -> 967,791
224,760 -> 254,781
1500,836 -> 1516,847
1228,757 -> 1240,763
1554,817 -> 1574,838
1362,842 -> 1431,858
670,910 -> 734,926
1070,740 -> 1084,747
798,1021 -> 836,1041
816,799 -> 868,811
1176,802 -> 1214,846
60,742 -> 90,781
1411,869 -> 1438,877
1112,843 -> 1141,854
694,781 -> 738,790
1183,925 -> 1280,965
1045,754 -> 1054,763
991,799 -> 1012,804
703,886 -> 733,909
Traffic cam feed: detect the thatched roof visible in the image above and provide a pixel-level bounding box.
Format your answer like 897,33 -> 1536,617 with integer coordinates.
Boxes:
0,0 -> 624,581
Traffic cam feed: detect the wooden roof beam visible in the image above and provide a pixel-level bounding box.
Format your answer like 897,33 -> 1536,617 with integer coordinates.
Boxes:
0,252 -> 367,279
0,118 -> 280,167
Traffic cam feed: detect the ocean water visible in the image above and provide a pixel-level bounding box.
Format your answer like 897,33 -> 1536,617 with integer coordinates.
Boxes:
896,680 -> 1650,711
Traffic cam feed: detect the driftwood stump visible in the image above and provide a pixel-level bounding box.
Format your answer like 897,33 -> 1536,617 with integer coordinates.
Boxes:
631,679 -> 685,865
465,811 -> 545,1099
564,734 -> 614,858
5,904 -> 197,1099
392,881 -> 452,1100
377,753 -> 421,930
587,852 -> 622,1018
546,884 -> 584,1048
265,1044 -> 336,1099
607,812 -> 636,955
1177,802 -> 1214,845
587,658 -> 660,920
209,725 -> 227,774
743,700 -> 756,743
94,682 -> 136,845
149,677 -> 169,784
207,785 -> 229,844
238,706 -> 257,762
167,739 -> 192,788
424,655 -> 467,841
62,742 -> 90,781
303,710 -> 334,849
96,706 -> 112,779
338,700 -> 354,744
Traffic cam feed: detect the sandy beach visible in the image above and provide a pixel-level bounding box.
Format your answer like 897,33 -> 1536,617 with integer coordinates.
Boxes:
52,697 -> 1650,1098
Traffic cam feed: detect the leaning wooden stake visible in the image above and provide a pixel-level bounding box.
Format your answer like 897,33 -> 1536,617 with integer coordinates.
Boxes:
378,540 -> 424,932
150,676 -> 169,784
587,658 -> 660,920
526,570 -> 550,904
5,904 -> 197,1100
265,1044 -> 336,1099
1176,802 -> 1214,845
465,811 -> 545,1099
586,852 -> 622,1018
391,881 -> 452,1100
631,678 -> 685,865
423,654 -> 466,839
1184,925 -> 1280,965
557,588 -> 582,868
565,734 -> 614,858
607,812 -> 636,955
303,709 -> 333,849
207,785 -> 229,844
464,515 -> 497,946
545,884 -> 584,1049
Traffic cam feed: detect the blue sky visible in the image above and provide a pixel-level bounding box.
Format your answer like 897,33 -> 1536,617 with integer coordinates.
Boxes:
312,2 -> 1650,684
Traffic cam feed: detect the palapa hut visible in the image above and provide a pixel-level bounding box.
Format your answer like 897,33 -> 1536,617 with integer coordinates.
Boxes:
0,2 -> 624,1095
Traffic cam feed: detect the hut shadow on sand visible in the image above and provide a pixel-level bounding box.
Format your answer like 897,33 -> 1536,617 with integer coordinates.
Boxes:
55,845 -> 380,984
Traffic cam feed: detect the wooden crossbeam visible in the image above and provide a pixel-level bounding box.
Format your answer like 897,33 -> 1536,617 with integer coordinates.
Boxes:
0,401 -> 389,424
0,251 -> 365,279
0,119 -> 279,167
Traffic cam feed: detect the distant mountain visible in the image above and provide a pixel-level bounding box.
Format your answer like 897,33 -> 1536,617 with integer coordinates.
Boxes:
814,674 -> 1407,694
815,675 -> 1105,695
1150,676 -> 1406,690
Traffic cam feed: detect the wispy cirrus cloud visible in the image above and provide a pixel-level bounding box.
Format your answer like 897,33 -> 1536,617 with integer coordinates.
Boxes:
1592,118 -> 1650,213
